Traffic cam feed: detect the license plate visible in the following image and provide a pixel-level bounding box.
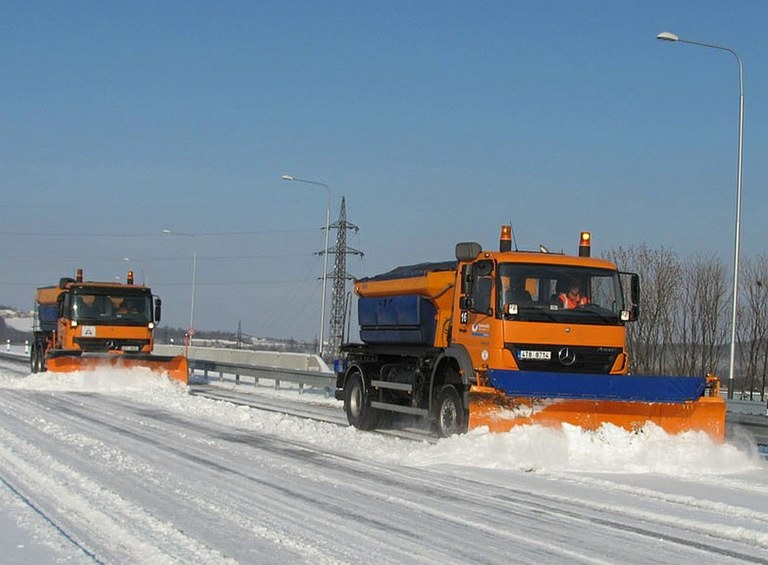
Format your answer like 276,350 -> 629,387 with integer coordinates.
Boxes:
121,345 -> 139,352
518,350 -> 551,360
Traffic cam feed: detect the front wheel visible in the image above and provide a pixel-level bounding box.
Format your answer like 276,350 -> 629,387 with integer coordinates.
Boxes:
344,372 -> 379,431
434,385 -> 467,437
30,343 -> 39,373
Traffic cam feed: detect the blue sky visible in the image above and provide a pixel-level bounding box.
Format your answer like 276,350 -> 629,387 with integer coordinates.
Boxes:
1,1 -> 766,340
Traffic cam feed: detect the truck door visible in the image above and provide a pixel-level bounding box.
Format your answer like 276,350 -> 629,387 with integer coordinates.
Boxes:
457,259 -> 495,368
56,292 -> 70,349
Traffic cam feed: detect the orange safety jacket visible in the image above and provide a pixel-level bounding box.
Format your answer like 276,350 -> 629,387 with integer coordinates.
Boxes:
558,293 -> 589,309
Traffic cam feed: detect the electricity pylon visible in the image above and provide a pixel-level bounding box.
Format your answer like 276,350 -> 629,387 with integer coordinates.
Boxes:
322,197 -> 363,360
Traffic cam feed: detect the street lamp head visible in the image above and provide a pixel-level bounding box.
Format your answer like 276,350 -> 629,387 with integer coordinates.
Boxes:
657,31 -> 679,42
281,175 -> 295,181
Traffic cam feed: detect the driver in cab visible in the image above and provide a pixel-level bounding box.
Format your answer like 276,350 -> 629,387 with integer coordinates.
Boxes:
559,282 -> 589,309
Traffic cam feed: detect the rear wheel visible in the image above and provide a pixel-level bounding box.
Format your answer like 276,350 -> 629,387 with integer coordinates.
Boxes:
30,342 -> 46,373
434,385 -> 466,437
344,371 -> 379,431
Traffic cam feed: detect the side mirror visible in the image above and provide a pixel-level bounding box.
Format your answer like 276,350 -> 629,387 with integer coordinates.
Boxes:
456,242 -> 482,262
57,293 -> 67,318
630,273 -> 640,320
154,297 -> 162,323
619,272 -> 640,322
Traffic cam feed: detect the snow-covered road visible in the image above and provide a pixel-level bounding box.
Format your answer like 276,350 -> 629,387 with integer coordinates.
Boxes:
1,367 -> 767,564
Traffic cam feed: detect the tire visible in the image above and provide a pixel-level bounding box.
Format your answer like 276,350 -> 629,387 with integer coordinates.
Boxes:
434,385 -> 467,437
344,371 -> 379,431
30,343 -> 39,373
33,342 -> 48,373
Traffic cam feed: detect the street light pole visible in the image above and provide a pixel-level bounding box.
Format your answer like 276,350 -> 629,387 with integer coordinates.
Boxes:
282,175 -> 331,358
162,229 -> 198,335
657,31 -> 744,399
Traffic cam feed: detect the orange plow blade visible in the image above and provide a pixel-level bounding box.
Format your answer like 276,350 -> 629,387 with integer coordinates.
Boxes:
469,391 -> 726,441
46,353 -> 189,384
470,371 -> 726,442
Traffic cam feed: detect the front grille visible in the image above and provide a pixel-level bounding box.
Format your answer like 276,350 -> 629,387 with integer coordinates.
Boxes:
508,343 -> 621,374
74,337 -> 149,353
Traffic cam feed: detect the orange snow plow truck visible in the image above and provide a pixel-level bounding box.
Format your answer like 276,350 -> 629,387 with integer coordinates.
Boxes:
31,269 -> 188,383
336,227 -> 726,440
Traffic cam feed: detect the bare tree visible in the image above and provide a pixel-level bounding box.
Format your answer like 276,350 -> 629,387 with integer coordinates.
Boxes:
605,245 -> 680,375
672,253 -> 729,377
738,255 -> 768,400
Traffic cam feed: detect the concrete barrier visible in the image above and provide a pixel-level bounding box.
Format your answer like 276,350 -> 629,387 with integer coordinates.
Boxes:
153,345 -> 332,374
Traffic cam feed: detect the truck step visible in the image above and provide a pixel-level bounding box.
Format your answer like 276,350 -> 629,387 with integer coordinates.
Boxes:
371,401 -> 429,416
371,379 -> 413,392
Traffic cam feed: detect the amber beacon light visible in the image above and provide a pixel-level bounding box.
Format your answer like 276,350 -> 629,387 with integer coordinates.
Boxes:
579,232 -> 591,257
499,225 -> 512,252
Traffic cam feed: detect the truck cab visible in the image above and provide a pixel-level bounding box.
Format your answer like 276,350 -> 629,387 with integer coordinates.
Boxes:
454,247 -> 640,382
56,284 -> 161,354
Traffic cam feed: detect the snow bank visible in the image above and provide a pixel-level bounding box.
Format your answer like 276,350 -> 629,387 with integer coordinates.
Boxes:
408,422 -> 763,476
1,368 -> 763,479
0,367 -> 185,393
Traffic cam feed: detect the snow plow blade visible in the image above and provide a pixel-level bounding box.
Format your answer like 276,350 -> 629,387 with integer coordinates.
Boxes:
46,352 -> 189,384
469,371 -> 726,442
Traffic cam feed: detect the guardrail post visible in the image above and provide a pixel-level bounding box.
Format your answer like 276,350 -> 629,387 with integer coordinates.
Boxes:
274,378 -> 280,390
219,371 -> 223,382
235,373 -> 240,384
299,382 -> 304,395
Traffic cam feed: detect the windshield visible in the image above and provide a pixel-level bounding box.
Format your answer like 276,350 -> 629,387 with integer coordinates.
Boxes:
497,263 -> 625,324
70,290 -> 152,325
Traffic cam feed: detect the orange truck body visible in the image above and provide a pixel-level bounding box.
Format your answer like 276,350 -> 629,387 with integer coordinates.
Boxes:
336,229 -> 726,441
31,270 -> 188,383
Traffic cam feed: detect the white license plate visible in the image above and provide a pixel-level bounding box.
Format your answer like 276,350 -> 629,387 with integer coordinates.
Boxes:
121,345 -> 139,352
518,350 -> 551,360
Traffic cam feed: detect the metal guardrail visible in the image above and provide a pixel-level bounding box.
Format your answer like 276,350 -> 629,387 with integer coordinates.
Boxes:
727,412 -> 768,446
726,398 -> 768,415
0,350 -> 27,363
189,358 -> 336,397
0,345 -> 337,396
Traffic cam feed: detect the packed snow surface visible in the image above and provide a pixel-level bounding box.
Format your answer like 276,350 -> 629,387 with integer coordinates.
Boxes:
1,366 -> 767,564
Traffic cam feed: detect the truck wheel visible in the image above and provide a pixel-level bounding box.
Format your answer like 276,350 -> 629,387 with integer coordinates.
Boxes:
30,344 -> 39,373
434,385 -> 466,437
344,372 -> 379,431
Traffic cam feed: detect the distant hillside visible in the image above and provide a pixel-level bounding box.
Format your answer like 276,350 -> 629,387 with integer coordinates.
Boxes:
0,307 -> 32,345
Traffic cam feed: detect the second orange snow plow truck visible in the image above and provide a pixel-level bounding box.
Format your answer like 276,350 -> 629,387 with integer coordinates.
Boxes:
31,269 -> 188,383
336,227 -> 725,440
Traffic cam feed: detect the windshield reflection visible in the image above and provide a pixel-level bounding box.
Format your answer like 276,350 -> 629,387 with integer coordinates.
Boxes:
71,293 -> 151,324
498,263 -> 625,325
